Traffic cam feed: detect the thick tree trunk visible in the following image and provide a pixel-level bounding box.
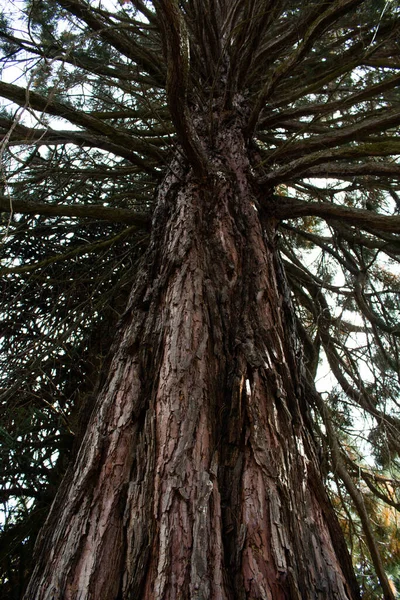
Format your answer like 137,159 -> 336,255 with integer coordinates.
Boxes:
25,124 -> 360,599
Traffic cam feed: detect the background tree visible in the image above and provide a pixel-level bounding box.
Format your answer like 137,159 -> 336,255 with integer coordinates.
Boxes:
0,0 -> 400,598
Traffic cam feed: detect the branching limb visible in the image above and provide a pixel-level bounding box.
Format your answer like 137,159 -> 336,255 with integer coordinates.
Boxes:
270,195 -> 400,234
0,195 -> 151,227
153,0 -> 209,176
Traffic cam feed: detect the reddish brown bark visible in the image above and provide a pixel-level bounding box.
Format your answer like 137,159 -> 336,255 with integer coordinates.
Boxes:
25,123 -> 360,599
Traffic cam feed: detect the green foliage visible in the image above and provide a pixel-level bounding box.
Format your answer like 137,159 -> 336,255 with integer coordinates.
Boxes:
331,470 -> 400,597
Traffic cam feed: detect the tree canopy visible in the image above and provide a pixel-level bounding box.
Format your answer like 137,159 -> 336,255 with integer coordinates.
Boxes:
0,0 -> 400,597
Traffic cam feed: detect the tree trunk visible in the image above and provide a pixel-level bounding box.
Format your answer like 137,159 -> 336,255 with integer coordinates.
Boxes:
25,123 -> 360,599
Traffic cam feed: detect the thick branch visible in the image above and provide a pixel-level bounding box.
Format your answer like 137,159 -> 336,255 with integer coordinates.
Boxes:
270,195 -> 400,233
0,121 -> 161,169
302,161 -> 400,179
260,72 -> 400,129
0,83 -> 162,169
278,105 -> 400,161
259,140 -> 400,184
154,0 -> 208,175
246,0 -> 363,135
56,0 -> 165,84
0,195 -> 151,227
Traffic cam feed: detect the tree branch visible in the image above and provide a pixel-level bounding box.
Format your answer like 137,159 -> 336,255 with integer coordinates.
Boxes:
56,0 -> 165,85
270,195 -> 400,233
259,140 -> 400,184
0,226 -> 145,275
0,195 -> 151,227
302,161 -> 400,180
246,0 -> 364,135
0,83 -> 163,169
276,105 -> 400,161
260,72 -> 400,129
154,0 -> 209,176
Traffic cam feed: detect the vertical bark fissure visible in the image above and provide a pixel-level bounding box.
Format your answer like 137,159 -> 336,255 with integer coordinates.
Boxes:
25,124 -> 359,600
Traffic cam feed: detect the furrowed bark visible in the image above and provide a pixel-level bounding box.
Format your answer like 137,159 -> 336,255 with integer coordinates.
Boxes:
25,122 -> 360,599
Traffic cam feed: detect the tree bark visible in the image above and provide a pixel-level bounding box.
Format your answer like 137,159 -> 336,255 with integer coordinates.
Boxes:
25,123 -> 360,599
